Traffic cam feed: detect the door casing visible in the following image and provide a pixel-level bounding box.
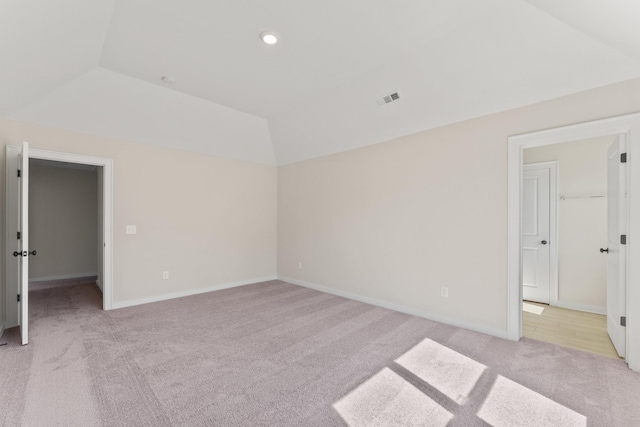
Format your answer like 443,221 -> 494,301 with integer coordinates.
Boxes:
4,145 -> 114,329
508,112 -> 640,371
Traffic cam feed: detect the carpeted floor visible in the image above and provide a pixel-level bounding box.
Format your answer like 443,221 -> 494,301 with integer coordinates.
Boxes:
1,280 -> 639,426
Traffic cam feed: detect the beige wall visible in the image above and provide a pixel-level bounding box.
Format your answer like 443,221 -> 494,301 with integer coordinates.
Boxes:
29,163 -> 98,281
525,137 -> 613,312
0,119 -> 277,322
278,78 -> 640,335
2,78 -> 640,336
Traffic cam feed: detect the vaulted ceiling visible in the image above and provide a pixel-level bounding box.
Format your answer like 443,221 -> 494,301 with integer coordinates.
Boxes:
2,0 -> 640,166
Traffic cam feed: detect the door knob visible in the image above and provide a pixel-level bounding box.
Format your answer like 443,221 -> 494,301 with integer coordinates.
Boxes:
29,250 -> 37,256
541,240 -> 548,245
12,251 -> 27,257
600,248 -> 609,253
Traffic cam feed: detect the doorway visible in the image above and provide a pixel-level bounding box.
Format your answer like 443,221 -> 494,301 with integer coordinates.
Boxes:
4,145 -> 113,343
507,112 -> 640,372
28,158 -> 101,293
521,138 -> 617,357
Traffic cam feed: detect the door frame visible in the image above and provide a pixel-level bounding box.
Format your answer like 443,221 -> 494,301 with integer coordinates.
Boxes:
507,112 -> 640,371
5,145 -> 114,328
522,161 -> 559,306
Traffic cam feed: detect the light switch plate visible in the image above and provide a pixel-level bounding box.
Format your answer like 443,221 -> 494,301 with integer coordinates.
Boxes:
126,225 -> 137,234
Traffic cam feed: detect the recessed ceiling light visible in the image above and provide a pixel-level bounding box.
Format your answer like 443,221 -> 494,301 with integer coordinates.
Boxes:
161,76 -> 175,84
260,31 -> 279,45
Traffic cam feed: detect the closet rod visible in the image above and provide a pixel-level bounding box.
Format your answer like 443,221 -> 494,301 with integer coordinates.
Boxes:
559,195 -> 605,201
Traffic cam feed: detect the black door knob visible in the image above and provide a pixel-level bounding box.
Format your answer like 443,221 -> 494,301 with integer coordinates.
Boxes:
600,248 -> 609,253
29,250 -> 37,256
12,251 -> 27,257
541,240 -> 548,245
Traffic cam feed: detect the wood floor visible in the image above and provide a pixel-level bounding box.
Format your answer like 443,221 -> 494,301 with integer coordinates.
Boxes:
523,301 -> 621,359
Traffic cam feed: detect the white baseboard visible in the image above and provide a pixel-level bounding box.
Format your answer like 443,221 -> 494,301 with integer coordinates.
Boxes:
29,272 -> 98,283
96,279 -> 103,293
278,276 -> 509,340
111,276 -> 278,310
556,300 -> 606,315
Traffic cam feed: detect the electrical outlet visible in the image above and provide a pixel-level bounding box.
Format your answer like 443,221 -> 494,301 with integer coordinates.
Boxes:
126,225 -> 137,234
162,271 -> 169,280
298,262 -> 303,270
441,287 -> 449,298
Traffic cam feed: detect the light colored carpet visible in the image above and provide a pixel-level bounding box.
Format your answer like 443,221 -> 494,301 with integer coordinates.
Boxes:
1,280 -> 639,426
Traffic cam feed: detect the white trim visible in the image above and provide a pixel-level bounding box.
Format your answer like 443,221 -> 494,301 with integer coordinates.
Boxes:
20,141 -> 29,344
4,145 -> 20,329
556,301 -> 606,315
29,273 -> 97,283
508,111 -> 640,371
523,161 -> 559,306
279,276 -> 509,339
96,279 -> 103,293
507,136 -> 523,341
111,276 -> 277,310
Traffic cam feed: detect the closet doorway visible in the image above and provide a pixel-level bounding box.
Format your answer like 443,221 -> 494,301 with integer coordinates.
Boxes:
5,145 -> 113,344
28,158 -> 100,285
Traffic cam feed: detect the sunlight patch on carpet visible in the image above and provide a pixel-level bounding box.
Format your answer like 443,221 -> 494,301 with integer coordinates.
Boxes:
395,338 -> 486,404
333,367 -> 452,427
523,302 -> 545,315
477,375 -> 586,427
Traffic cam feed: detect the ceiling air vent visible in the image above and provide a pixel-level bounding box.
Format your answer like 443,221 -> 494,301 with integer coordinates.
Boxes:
376,91 -> 401,106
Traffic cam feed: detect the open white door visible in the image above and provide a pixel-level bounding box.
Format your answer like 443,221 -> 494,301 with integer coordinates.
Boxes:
19,141 -> 29,345
606,137 -> 627,357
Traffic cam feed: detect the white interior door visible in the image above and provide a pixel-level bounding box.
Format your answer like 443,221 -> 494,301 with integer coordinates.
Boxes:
522,164 -> 551,304
19,141 -> 30,345
606,137 -> 627,357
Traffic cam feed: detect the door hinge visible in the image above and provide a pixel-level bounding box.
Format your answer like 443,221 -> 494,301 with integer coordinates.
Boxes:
621,234 -> 627,245
17,231 -> 20,240
620,153 -> 627,163
17,169 -> 21,177
17,294 -> 20,302
621,316 -> 627,327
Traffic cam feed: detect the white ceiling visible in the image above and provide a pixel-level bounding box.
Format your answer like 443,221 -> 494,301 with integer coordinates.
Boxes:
0,0 -> 114,116
2,0 -> 640,166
